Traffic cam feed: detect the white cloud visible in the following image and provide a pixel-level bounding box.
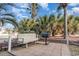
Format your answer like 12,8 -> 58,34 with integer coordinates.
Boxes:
17,13 -> 28,18
12,7 -> 20,15
12,7 -> 28,20
52,10 -> 56,13
39,3 -> 48,8
50,10 -> 57,14
60,9 -> 74,15
67,10 -> 74,15
20,9 -> 26,12
20,3 -> 49,10
20,3 -> 29,8
39,3 -> 49,11
12,7 -> 27,14
72,7 -> 79,13
68,3 -> 79,6
53,9 -> 74,16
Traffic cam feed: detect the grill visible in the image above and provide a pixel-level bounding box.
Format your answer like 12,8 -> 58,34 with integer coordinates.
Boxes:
41,32 -> 49,45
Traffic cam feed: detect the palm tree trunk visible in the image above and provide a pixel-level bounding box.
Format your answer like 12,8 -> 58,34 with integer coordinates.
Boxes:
64,7 -> 69,44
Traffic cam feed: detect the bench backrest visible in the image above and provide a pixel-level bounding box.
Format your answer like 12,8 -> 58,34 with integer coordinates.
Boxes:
0,34 -> 9,43
18,33 -> 38,43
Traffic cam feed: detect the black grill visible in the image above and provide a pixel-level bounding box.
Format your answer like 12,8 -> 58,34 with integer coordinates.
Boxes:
41,32 -> 49,45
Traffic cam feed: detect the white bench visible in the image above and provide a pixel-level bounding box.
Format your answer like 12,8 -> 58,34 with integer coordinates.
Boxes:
18,33 -> 38,43
0,33 -> 39,52
0,34 -> 9,42
0,34 -> 9,50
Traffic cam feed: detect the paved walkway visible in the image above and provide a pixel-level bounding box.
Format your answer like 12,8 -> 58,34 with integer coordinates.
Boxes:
11,42 -> 71,56
0,51 -> 12,56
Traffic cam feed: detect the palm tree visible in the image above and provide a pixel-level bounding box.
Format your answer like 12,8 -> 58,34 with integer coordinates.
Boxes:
38,16 -> 50,33
67,15 -> 74,35
48,14 -> 64,36
56,16 -> 64,35
19,18 -> 29,33
0,3 -> 19,31
57,3 -> 69,44
27,3 -> 39,19
0,3 -> 16,11
73,16 -> 79,34
26,3 -> 40,36
37,16 -> 50,45
0,13 -> 19,30
19,18 -> 36,33
48,14 -> 57,36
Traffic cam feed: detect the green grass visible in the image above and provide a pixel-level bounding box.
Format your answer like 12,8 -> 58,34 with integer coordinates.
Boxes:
69,45 -> 79,56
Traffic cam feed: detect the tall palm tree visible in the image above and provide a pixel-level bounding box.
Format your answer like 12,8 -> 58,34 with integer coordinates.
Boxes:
26,3 -> 40,36
57,3 -> 69,44
27,3 -> 39,19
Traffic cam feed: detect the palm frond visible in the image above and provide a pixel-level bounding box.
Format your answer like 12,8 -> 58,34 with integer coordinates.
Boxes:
1,13 -> 15,18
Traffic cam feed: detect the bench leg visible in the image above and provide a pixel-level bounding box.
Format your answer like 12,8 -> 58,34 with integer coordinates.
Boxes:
25,44 -> 28,48
22,44 -> 28,48
0,48 -> 2,51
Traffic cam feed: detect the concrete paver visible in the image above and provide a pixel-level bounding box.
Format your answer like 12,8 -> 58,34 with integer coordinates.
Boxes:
0,51 -> 12,56
11,42 -> 71,56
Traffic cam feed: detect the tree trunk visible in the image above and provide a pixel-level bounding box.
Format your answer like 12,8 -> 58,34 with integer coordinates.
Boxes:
64,7 -> 69,44
51,25 -> 55,36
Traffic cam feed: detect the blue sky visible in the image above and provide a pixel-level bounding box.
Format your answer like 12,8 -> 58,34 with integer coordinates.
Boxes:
4,3 -> 79,20
2,3 -> 79,29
